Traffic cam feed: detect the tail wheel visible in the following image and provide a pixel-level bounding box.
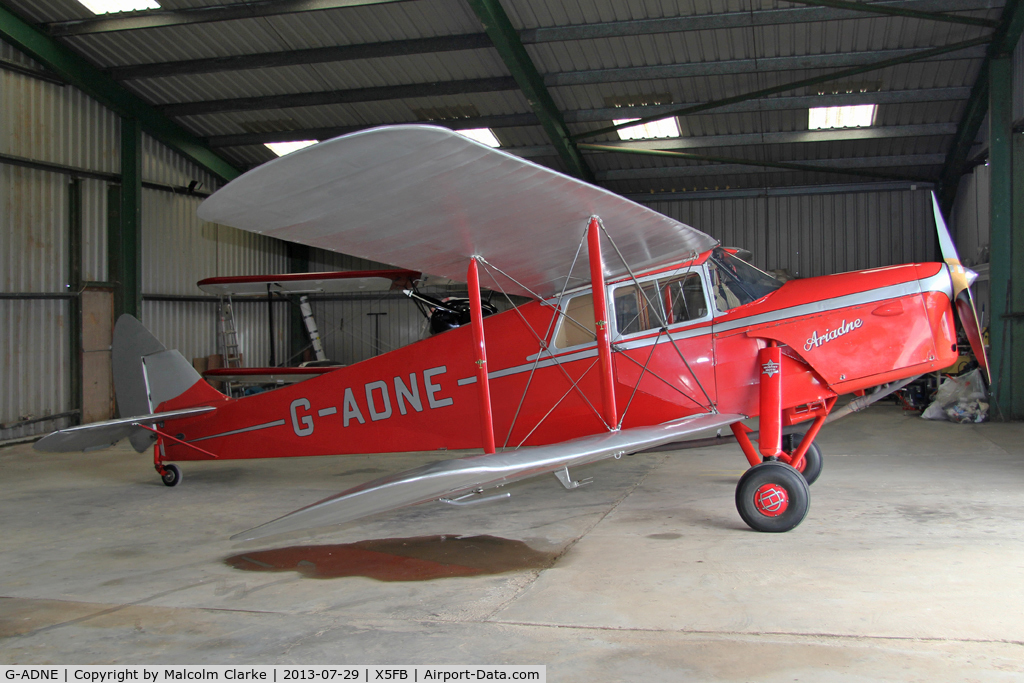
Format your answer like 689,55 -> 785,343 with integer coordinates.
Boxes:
160,464 -> 182,487
736,461 -> 810,532
783,433 -> 823,485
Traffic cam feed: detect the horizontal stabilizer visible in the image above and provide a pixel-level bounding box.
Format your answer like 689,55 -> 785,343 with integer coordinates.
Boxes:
33,406 -> 217,453
232,412 -> 742,542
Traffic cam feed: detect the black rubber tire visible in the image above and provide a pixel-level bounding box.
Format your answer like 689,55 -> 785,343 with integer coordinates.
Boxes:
735,461 -> 810,533
784,433 -> 823,486
161,464 -> 181,487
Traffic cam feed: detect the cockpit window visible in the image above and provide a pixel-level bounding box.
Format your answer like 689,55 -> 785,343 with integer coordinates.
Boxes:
552,293 -> 596,348
613,282 -> 664,336
707,248 -> 783,311
663,273 -> 708,323
611,271 -> 709,339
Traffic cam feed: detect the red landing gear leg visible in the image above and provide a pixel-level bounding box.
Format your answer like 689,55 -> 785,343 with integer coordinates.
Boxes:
732,342 -> 810,532
775,397 -> 835,486
153,440 -> 181,487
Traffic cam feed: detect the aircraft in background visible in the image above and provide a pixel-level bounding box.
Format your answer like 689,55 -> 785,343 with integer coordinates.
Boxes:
36,126 -> 987,540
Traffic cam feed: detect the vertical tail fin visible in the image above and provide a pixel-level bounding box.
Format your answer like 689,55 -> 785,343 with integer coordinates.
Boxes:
113,315 -> 224,451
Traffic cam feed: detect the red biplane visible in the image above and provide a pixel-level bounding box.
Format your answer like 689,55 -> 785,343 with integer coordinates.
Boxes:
36,125 -> 987,540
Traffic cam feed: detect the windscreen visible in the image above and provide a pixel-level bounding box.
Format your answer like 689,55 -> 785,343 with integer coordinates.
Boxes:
708,248 -> 783,310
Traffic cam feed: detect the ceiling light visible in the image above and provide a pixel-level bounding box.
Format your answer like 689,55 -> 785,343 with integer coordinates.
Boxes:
808,104 -> 876,130
455,128 -> 501,148
77,0 -> 161,14
613,118 -> 680,141
265,140 -> 318,156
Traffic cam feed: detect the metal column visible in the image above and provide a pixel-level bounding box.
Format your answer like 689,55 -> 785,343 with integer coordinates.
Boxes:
111,117 -> 142,320
68,177 -> 83,426
988,57 -> 1016,418
1012,125 -> 1024,418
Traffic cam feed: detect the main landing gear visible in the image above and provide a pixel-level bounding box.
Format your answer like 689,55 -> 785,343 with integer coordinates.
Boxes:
735,461 -> 810,533
732,430 -> 824,533
730,342 -> 836,533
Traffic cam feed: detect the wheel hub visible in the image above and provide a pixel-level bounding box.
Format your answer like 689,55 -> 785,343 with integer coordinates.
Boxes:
753,483 -> 789,516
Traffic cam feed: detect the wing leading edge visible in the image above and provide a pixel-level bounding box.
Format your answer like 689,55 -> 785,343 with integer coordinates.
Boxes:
231,412 -> 742,541
198,125 -> 718,300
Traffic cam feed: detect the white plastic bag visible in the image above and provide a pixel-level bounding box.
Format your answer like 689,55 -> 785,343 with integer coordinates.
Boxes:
921,368 -> 988,423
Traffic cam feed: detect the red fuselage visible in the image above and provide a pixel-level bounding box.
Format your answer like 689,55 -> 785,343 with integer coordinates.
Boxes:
158,257 -> 958,462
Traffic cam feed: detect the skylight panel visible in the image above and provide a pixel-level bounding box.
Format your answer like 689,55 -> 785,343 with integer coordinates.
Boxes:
77,0 -> 161,14
612,117 -> 680,141
265,140 -> 318,157
808,104 -> 877,130
455,128 -> 501,148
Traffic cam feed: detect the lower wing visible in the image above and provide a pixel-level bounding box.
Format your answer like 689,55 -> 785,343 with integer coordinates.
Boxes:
232,411 -> 743,541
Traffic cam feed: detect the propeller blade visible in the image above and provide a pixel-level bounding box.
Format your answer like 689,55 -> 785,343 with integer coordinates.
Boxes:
956,288 -> 990,382
930,193 -> 990,382
930,193 -> 973,298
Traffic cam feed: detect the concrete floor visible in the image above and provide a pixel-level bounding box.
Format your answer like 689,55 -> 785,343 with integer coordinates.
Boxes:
2,405 -> 1023,680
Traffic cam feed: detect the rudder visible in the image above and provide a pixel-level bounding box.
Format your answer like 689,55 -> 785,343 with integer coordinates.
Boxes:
113,314 -> 224,451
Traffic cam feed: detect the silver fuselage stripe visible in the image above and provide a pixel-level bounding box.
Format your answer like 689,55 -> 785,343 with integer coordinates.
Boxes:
190,419 -> 286,443
713,269 -> 952,334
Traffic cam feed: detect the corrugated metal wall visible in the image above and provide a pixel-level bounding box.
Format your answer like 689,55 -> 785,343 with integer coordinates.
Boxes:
139,133 -> 290,368
643,189 -> 935,278
0,164 -> 80,439
0,44 -> 293,439
952,164 -> 991,269
1,46 -> 114,439
0,299 -> 70,440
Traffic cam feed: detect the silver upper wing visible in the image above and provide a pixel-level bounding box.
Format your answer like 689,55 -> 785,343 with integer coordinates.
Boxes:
232,412 -> 742,541
198,125 -> 718,300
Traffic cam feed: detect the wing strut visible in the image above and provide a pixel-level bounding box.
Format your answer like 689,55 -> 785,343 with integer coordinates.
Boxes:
468,258 -> 497,454
587,216 -> 619,430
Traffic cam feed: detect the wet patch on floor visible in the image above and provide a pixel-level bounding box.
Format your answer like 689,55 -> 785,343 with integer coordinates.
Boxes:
225,535 -> 558,581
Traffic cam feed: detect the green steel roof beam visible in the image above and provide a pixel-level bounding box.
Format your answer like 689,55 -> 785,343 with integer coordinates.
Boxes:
0,3 -> 241,182
937,64 -> 989,212
161,47 -> 983,117
938,0 -> 1024,212
162,77 -> 517,117
579,144 -> 935,183
573,36 -> 990,142
781,0 -> 996,27
464,0 -> 593,183
206,101 -> 964,148
110,34 -> 492,81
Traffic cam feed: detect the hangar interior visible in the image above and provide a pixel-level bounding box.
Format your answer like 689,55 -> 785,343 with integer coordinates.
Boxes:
2,0 -> 1024,677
